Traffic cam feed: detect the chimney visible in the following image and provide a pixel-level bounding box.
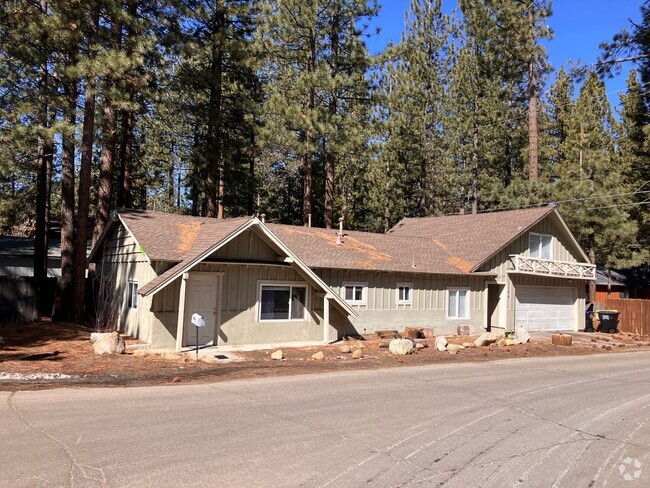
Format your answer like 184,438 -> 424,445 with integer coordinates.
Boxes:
260,213 -> 266,224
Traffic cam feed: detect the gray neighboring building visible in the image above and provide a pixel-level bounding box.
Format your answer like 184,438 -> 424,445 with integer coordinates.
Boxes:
89,206 -> 596,350
0,236 -> 61,278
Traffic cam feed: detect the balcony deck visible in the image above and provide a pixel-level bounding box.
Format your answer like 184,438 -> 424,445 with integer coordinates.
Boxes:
509,255 -> 596,280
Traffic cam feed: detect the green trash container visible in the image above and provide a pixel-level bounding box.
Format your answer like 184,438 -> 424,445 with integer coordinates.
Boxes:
597,310 -> 620,333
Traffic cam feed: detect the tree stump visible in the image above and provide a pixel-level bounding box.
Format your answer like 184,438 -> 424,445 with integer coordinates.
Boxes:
552,334 -> 572,346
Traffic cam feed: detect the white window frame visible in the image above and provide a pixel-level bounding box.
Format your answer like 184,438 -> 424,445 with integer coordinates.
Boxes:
127,280 -> 138,309
343,282 -> 367,305
447,288 -> 469,319
396,282 -> 413,305
257,281 -> 308,322
529,232 -> 553,260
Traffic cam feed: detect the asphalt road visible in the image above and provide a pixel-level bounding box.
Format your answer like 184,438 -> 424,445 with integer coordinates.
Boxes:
2,352 -> 650,488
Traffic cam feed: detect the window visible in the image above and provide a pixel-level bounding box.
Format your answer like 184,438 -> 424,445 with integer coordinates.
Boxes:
259,284 -> 307,321
397,283 -> 412,304
343,282 -> 367,304
127,281 -> 138,309
529,233 -> 553,260
447,289 -> 468,319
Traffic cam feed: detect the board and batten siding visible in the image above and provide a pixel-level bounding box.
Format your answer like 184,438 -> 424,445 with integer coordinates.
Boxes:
150,262 -> 324,346
477,215 -> 587,332
315,268 -> 487,336
99,224 -> 157,343
478,215 -> 584,282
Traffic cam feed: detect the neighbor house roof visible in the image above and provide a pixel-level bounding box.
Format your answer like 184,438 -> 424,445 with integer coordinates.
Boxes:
0,236 -> 61,258
387,206 -> 581,271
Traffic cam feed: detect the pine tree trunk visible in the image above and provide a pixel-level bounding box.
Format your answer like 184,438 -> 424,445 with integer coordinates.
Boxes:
588,237 -> 597,303
471,105 -> 479,214
71,6 -> 98,324
324,96 -> 336,228
117,107 -> 134,208
34,0 -> 52,317
206,0 -> 225,219
324,8 -> 340,229
92,20 -> 121,246
527,5 -> 539,183
303,29 -> 316,226
54,59 -> 78,320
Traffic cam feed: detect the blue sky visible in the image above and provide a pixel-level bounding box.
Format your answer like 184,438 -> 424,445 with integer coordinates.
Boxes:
367,0 -> 643,110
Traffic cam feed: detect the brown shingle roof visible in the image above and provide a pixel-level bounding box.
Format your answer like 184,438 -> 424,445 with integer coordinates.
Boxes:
267,224 -> 486,275
123,207 -> 557,293
387,206 -> 556,271
119,209 -> 251,262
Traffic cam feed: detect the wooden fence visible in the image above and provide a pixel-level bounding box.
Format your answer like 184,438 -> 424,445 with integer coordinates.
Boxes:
0,277 -> 56,323
602,298 -> 650,335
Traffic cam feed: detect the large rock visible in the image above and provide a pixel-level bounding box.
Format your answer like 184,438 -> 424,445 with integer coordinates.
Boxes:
339,344 -> 351,354
271,349 -> 283,360
389,338 -> 414,356
473,332 -> 499,348
435,336 -> 448,351
93,331 -> 125,355
352,348 -> 364,359
403,327 -> 420,339
447,344 -> 461,355
311,351 -> 324,360
421,327 -> 434,338
514,327 -> 531,344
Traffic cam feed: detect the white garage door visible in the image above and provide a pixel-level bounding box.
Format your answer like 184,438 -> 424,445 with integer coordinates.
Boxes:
515,287 -> 574,331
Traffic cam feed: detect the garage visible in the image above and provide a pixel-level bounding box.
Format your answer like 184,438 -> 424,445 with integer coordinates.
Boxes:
515,286 -> 575,331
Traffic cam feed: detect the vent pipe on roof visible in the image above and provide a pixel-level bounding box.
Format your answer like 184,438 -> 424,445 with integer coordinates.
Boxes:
308,213 -> 312,228
260,213 -> 266,224
336,217 -> 345,245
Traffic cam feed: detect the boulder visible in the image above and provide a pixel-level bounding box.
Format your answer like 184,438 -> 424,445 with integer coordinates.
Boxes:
498,338 -> 507,347
462,342 -> 473,348
514,327 -> 531,344
421,327 -> 434,338
474,332 -> 499,348
271,349 -> 283,360
339,344 -> 351,354
457,325 -> 470,336
505,338 -> 517,346
403,327 -> 421,339
352,348 -> 364,359
447,344 -> 461,355
389,338 -> 414,356
311,351 -> 325,360
415,343 -> 425,349
93,331 -> 125,355
435,336 -> 448,352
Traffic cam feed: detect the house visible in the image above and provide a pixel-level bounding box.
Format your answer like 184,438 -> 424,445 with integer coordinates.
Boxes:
88,206 -> 596,350
0,236 -> 62,277
595,265 -> 650,301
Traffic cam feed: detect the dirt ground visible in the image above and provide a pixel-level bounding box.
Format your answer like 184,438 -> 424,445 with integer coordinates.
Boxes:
2,321 -> 650,390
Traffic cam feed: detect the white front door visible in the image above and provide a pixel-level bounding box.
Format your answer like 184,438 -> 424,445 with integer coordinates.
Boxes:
183,273 -> 221,346
515,286 -> 574,331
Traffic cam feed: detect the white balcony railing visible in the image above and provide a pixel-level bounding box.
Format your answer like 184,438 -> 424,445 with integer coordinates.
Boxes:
509,255 -> 596,280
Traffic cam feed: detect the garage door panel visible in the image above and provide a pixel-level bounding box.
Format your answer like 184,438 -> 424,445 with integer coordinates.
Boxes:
515,286 -> 574,331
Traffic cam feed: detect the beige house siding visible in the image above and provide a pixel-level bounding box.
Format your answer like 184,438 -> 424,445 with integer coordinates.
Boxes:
315,269 -> 487,336
478,214 -> 587,332
149,262 -> 324,346
99,225 -> 156,343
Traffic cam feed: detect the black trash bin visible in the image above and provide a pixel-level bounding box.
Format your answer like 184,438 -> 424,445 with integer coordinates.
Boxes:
598,310 -> 620,333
